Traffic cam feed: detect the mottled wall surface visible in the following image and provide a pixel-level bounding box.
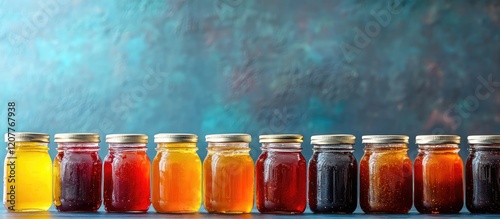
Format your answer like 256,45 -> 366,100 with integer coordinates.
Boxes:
1,0 -> 500,196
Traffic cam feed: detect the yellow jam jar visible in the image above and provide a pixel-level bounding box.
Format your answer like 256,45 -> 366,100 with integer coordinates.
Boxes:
3,132 -> 52,212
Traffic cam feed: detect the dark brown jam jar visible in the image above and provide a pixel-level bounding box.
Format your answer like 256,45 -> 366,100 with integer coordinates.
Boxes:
466,135 -> 500,214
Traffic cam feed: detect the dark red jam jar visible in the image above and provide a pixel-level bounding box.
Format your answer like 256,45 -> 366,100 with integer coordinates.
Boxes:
256,134 -> 307,214
53,133 -> 102,212
104,134 -> 151,213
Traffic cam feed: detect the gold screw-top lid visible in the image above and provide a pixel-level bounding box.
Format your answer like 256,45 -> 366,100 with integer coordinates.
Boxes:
416,135 -> 460,144
106,134 -> 148,143
155,133 -> 198,143
468,135 -> 500,145
362,135 -> 409,144
259,134 -> 303,143
205,134 -> 251,143
54,133 -> 100,143
311,134 -> 355,145
4,132 -> 50,143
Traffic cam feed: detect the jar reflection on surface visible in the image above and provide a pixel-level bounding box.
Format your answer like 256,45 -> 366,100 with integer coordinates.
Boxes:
3,132 -> 52,212
103,134 -> 151,213
152,133 -> 201,213
308,135 -> 357,214
359,135 -> 412,214
53,133 -> 102,212
466,135 -> 500,214
414,135 -> 463,214
203,134 -> 254,214
256,134 -> 307,214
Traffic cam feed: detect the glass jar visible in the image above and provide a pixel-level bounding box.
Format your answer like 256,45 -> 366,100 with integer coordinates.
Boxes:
53,133 -> 102,212
308,134 -> 357,214
466,135 -> 500,213
360,135 -> 412,214
152,133 -> 201,213
256,134 -> 307,214
414,135 -> 463,214
104,134 -> 150,212
203,134 -> 254,214
3,132 -> 52,212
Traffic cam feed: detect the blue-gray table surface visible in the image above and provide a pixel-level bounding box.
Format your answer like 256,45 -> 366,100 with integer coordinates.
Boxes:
1,209 -> 499,219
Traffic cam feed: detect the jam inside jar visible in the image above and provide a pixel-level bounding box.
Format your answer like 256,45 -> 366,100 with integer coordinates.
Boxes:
203,134 -> 254,214
103,134 -> 151,213
53,133 -> 102,212
466,135 -> 500,213
360,135 -> 412,214
152,133 -> 201,213
414,135 -> 463,214
256,134 -> 307,214
308,135 -> 357,214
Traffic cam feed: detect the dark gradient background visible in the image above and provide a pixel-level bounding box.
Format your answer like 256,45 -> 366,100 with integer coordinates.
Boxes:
1,0 -> 500,209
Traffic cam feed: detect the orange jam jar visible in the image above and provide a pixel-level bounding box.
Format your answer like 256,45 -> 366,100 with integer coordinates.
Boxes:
152,134 -> 201,213
360,135 -> 412,214
414,135 -> 463,214
203,134 -> 254,214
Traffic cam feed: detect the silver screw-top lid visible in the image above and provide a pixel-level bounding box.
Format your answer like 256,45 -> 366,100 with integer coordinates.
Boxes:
362,135 -> 409,144
416,135 -> 460,144
154,133 -> 198,143
4,132 -> 50,143
311,134 -> 355,145
54,133 -> 100,143
205,134 -> 251,143
259,134 -> 303,143
468,135 -> 500,145
106,134 -> 148,143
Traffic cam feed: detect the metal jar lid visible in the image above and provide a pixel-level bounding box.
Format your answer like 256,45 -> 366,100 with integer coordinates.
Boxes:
416,135 -> 460,144
311,134 -> 355,145
259,134 -> 303,143
4,132 -> 50,143
362,135 -> 409,144
468,135 -> 500,145
205,134 -> 251,143
106,134 -> 148,144
155,133 -> 198,143
54,133 -> 100,143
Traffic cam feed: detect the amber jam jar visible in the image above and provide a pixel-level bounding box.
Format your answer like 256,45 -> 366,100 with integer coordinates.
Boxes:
308,135 -> 357,214
203,134 -> 254,214
360,135 -> 412,214
256,134 -> 307,214
414,135 -> 463,214
466,135 -> 500,213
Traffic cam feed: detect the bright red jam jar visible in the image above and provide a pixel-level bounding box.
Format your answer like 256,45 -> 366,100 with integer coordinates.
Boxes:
256,134 -> 307,214
104,134 -> 151,213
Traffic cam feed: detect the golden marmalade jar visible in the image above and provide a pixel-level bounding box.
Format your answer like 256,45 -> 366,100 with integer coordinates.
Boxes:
360,135 -> 412,214
152,133 -> 201,213
203,134 -> 254,214
414,135 -> 463,214
3,132 -> 52,212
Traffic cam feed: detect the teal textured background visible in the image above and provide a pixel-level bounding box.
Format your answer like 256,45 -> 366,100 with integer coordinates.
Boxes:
1,0 -> 500,206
